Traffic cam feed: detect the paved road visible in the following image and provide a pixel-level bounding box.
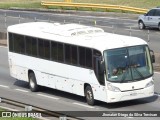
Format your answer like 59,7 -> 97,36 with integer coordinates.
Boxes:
0,46 -> 160,120
0,9 -> 160,52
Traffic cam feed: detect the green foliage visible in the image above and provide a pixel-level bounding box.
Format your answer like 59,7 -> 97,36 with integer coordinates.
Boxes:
0,0 -> 160,9
0,0 -> 42,9
74,0 -> 160,9
0,0 -> 159,13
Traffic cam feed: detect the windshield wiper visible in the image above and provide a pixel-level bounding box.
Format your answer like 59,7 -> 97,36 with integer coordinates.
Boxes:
120,64 -> 129,83
132,67 -> 145,80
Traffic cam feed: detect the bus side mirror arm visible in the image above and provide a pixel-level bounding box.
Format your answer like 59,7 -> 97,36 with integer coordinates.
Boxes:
150,50 -> 155,63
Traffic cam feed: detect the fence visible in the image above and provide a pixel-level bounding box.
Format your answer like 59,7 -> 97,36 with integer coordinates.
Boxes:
41,1 -> 148,14
0,12 -> 157,45
0,13 -> 151,40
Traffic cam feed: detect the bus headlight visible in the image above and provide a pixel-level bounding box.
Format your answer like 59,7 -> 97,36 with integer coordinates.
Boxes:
107,83 -> 121,92
145,81 -> 154,88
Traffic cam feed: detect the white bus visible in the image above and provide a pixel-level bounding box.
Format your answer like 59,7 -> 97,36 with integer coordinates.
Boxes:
7,22 -> 155,105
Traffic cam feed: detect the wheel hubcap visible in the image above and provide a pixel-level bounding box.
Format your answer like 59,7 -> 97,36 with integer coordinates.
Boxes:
30,78 -> 35,88
87,90 -> 92,101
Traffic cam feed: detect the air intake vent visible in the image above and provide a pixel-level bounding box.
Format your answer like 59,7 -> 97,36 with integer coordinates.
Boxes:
42,23 -> 104,37
71,28 -> 104,36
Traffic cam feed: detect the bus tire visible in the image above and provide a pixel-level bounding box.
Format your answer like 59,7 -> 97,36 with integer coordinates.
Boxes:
85,86 -> 95,106
29,72 -> 38,92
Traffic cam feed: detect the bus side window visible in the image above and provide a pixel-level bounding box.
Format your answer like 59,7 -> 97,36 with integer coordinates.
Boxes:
78,47 -> 92,68
64,44 -> 78,65
93,50 -> 105,86
26,36 -> 33,56
31,37 -> 37,57
51,41 -> 58,61
38,39 -> 44,58
71,45 -> 78,65
57,43 -> 64,62
79,46 -> 85,67
65,44 -> 71,64
44,40 -> 50,59
86,48 -> 92,68
38,39 -> 50,59
13,34 -> 25,54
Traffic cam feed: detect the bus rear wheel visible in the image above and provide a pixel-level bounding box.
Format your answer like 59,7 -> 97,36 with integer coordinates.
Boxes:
29,72 -> 38,92
85,86 -> 95,106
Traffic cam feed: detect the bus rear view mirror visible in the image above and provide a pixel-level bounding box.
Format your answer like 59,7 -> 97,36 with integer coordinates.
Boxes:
100,61 -> 105,73
150,50 -> 155,63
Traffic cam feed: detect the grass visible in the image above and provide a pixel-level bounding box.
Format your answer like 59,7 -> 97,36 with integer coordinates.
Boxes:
0,0 -> 42,9
46,0 -> 160,9
0,108 -> 5,111
75,0 -> 160,9
0,0 -> 160,9
0,0 -> 160,13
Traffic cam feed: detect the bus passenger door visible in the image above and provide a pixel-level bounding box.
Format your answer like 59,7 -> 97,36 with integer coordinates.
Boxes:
93,55 -> 105,86
93,54 -> 107,102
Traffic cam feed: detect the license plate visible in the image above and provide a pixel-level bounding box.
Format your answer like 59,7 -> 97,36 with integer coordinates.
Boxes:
130,93 -> 137,96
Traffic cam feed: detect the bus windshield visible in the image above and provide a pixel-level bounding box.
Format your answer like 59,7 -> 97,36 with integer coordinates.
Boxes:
104,45 -> 153,83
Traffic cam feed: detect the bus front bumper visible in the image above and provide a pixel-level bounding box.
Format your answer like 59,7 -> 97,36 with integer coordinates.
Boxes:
106,85 -> 154,103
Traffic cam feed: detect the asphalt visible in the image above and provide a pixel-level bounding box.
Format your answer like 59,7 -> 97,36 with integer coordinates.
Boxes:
8,7 -> 140,20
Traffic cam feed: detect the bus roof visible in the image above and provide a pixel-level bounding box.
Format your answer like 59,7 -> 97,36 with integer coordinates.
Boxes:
7,22 -> 147,52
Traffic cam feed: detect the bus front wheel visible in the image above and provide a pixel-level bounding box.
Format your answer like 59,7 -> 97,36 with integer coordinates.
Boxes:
29,72 -> 38,92
85,86 -> 95,106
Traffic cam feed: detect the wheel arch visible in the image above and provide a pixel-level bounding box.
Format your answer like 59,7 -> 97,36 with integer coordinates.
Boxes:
28,70 -> 34,79
138,19 -> 143,23
84,83 -> 91,95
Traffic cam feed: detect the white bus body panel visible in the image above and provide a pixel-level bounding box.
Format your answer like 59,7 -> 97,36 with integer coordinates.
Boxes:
9,52 -> 107,101
7,22 -> 154,103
